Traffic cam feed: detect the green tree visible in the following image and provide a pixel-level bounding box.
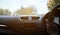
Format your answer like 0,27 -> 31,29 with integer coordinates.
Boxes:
0,9 -> 11,15
47,0 -> 60,11
0,9 -> 4,15
47,0 -> 56,10
14,6 -> 36,16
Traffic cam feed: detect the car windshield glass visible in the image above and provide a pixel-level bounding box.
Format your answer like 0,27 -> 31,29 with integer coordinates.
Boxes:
0,0 -> 54,16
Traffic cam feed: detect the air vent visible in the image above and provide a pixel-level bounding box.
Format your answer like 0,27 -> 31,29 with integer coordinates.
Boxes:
32,16 -> 40,20
20,17 -> 28,20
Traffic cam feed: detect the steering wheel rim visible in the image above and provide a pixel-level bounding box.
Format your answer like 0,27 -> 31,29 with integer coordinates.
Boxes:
42,4 -> 60,35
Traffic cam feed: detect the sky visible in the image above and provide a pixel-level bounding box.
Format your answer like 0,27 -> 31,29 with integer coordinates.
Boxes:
0,0 -> 49,14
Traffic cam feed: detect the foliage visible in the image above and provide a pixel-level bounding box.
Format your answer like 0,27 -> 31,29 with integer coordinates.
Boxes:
47,0 -> 60,11
47,0 -> 56,10
14,6 -> 36,16
0,9 -> 11,15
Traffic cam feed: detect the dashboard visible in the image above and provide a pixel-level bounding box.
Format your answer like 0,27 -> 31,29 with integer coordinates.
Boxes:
0,4 -> 60,35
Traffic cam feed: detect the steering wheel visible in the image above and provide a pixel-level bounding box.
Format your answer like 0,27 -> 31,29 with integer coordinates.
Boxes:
42,4 -> 60,35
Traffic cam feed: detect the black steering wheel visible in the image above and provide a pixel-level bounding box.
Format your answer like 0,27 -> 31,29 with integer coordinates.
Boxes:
42,4 -> 60,35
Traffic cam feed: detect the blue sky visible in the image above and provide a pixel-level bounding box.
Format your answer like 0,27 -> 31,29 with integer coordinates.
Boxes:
0,0 -> 49,14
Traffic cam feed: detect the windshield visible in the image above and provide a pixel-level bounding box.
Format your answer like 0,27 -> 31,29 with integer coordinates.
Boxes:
0,0 -> 49,16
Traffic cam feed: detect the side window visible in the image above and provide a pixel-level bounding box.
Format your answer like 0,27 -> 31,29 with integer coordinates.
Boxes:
54,17 -> 59,24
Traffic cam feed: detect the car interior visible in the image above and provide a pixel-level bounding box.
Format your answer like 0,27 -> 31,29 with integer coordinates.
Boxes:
0,3 -> 60,35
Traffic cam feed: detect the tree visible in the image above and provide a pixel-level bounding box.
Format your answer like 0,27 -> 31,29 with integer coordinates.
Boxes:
47,0 -> 56,10
14,6 -> 36,16
4,9 -> 11,15
47,0 -> 60,11
0,9 -> 11,15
